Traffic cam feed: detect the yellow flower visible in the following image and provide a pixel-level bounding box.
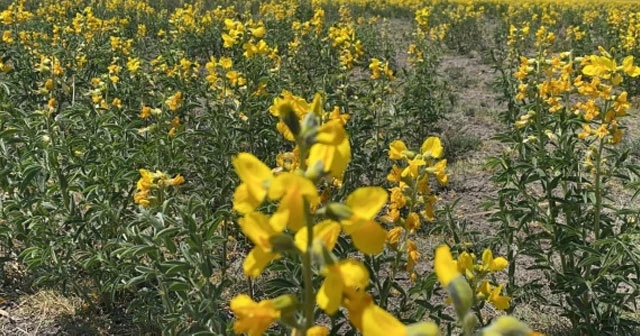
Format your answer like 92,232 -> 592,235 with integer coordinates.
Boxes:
268,172 -> 318,232
488,284 -> 511,311
126,57 -> 140,74
421,137 -> 443,159
232,153 -> 274,214
481,249 -> 508,272
306,326 -> 329,336
238,212 -> 283,277
477,280 -> 492,299
168,174 -> 185,186
317,259 -> 369,315
294,220 -> 341,252
435,245 -> 460,286
309,120 -> 351,179
406,239 -> 420,272
251,26 -> 266,38
389,140 -> 407,160
340,187 -> 388,254
431,159 -> 448,185
387,165 -> 403,183
166,91 -> 183,111
226,70 -> 246,87
345,293 -> 438,336
402,157 -> 426,179
386,227 -> 403,248
456,252 -> 475,279
219,56 -> 233,69
110,98 -> 122,109
621,56 -> 640,77
222,33 -> 237,48
328,106 -> 350,125
170,117 -> 180,128
405,212 -> 420,232
140,106 -> 152,119
230,294 -> 280,336
435,245 -> 473,318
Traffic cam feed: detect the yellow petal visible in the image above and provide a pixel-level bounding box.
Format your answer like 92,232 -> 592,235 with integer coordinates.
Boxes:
330,138 -> 351,178
294,220 -> 341,252
622,56 -> 640,77
233,183 -> 262,214
239,212 -> 279,248
349,219 -> 387,255
491,257 -> 509,272
243,247 -> 278,278
308,138 -> 351,179
491,295 -> 511,311
360,303 -> 406,336
457,252 -> 474,273
482,249 -> 494,269
435,245 -> 460,286
338,260 -> 370,297
306,326 -> 329,336
389,140 -> 407,160
489,285 -> 511,311
316,120 -> 346,145
310,92 -> 324,117
582,64 -> 598,76
421,137 -> 443,158
345,187 -> 388,220
268,173 -> 318,231
269,207 -> 289,233
309,143 -> 335,175
232,153 -> 273,200
478,280 -> 492,297
269,173 -> 316,200
316,271 -> 343,315
230,294 -> 254,311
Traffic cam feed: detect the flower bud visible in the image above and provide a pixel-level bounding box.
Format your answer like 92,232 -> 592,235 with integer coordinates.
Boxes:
305,160 -> 325,182
462,312 -> 479,335
481,316 -> 533,336
311,239 -> 337,268
271,294 -> 298,311
448,276 -> 474,319
406,321 -> 439,336
404,150 -> 416,159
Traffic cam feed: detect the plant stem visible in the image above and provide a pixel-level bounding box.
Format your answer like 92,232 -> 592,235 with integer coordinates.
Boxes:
298,143 -> 314,331
593,138 -> 604,241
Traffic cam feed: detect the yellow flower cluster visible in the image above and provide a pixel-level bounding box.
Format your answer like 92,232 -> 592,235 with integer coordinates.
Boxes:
327,6 -> 364,69
435,246 -> 542,336
384,137 -> 447,281
514,47 -> 640,148
368,58 -> 395,81
133,169 -> 185,207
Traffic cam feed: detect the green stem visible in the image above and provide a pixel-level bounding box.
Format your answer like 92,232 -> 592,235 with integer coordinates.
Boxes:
593,138 -> 604,241
298,143 -> 314,331
301,238 -> 314,330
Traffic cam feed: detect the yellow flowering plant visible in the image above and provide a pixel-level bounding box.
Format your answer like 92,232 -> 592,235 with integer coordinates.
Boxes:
488,41 -> 640,334
1,1 -> 639,335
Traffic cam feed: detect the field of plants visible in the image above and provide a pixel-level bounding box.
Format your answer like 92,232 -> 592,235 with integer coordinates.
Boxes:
1,0 -> 640,335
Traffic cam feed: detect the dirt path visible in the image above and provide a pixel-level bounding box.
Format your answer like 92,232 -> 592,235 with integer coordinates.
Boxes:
413,51 -> 570,333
